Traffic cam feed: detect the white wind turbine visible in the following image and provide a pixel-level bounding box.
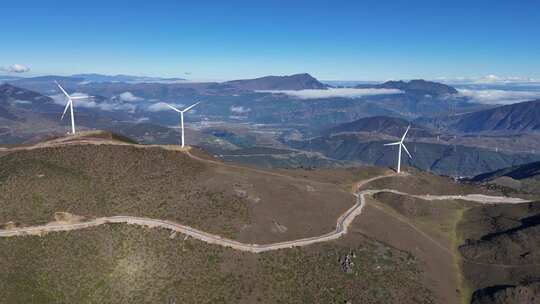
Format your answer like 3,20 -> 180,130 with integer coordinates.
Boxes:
166,102 -> 200,148
384,125 -> 412,173
56,81 -> 92,135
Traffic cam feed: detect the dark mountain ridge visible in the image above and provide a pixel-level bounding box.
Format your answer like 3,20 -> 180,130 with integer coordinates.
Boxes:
472,160 -> 540,182
223,73 -> 328,90
357,79 -> 458,97
0,83 -> 59,114
452,99 -> 540,133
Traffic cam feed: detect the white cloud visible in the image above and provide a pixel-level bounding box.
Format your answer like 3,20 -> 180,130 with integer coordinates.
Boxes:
12,100 -> 31,105
135,117 -> 150,123
458,89 -> 540,104
147,102 -> 184,112
438,75 -> 540,85
117,91 -> 143,102
257,88 -> 403,99
0,64 -> 30,73
230,106 -> 250,114
50,93 -> 136,112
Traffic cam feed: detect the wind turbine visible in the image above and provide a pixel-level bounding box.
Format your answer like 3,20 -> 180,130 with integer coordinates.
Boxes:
384,125 -> 412,173
166,102 -> 200,148
56,81 -> 92,135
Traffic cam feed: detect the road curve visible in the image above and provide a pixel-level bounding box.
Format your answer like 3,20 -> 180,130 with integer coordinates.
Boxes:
0,136 -> 532,252
0,188 -> 529,253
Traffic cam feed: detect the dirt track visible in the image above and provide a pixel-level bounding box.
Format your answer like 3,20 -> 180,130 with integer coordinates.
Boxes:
0,134 -> 531,253
0,187 -> 528,253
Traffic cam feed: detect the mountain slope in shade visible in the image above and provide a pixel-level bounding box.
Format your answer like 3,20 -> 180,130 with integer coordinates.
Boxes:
288,134 -> 540,176
326,116 -> 435,138
452,99 -> 540,133
472,160 -> 540,182
471,160 -> 540,194
0,83 -> 60,114
223,73 -> 327,90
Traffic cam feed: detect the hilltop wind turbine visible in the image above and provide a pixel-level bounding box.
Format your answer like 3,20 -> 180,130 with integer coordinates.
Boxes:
56,81 -> 92,135
384,125 -> 412,173
166,102 -> 200,148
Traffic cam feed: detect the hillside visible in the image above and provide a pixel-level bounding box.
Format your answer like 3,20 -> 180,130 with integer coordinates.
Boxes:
0,131 -> 356,243
458,202 -> 540,303
472,160 -> 540,181
0,84 -> 68,143
0,131 -> 444,303
452,99 -> 540,133
471,160 -> 540,195
2,132 -> 540,303
223,73 -> 327,90
288,133 -> 540,176
0,83 -> 59,112
326,116 -> 435,138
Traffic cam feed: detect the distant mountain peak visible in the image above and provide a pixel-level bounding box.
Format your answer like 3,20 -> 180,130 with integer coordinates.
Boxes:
379,79 -> 458,96
224,73 -> 327,91
357,79 -> 458,96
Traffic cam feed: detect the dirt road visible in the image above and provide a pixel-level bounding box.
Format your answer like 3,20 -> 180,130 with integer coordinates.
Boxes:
0,187 -> 528,253
0,134 -> 531,253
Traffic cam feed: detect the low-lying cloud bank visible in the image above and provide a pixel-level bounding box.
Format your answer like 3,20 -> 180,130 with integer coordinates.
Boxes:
439,75 -> 540,85
258,88 -> 403,99
50,93 -> 136,112
458,89 -> 540,105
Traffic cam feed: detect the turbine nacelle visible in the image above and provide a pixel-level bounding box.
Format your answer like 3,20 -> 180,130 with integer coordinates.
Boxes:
55,81 -> 93,134
165,102 -> 200,148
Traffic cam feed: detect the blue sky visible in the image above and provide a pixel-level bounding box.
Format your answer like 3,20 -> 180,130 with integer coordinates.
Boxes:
1,0 -> 539,81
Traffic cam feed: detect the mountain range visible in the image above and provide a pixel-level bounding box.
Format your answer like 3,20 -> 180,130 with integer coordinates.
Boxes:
72,73 -> 186,83
2,73 -> 540,177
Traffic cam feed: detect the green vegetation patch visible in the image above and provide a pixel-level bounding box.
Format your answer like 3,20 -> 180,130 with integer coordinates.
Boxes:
0,225 -> 433,304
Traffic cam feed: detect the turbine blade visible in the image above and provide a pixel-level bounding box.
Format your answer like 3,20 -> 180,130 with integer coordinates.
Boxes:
402,143 -> 412,158
166,103 -> 181,112
401,125 -> 411,141
56,82 -> 71,98
181,102 -> 200,113
61,99 -> 72,120
384,142 -> 401,146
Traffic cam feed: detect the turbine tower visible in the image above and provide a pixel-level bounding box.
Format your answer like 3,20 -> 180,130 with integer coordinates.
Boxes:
56,81 -> 92,135
384,125 -> 413,173
166,102 -> 200,148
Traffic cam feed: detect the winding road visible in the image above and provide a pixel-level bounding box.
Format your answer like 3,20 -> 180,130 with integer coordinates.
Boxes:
0,188 -> 529,253
0,133 -> 531,253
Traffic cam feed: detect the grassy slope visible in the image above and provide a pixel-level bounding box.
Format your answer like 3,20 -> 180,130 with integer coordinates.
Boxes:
0,145 -> 249,238
0,224 -> 433,304
368,191 -> 470,303
0,139 -> 358,243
